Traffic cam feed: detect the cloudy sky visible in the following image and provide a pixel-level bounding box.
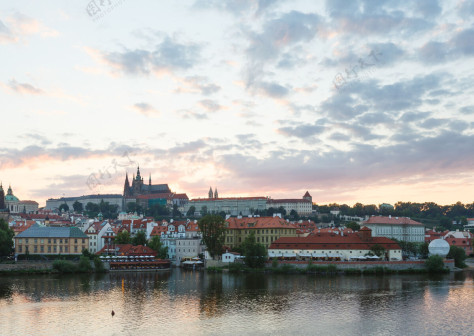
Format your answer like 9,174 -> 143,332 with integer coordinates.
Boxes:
1,0 -> 473,207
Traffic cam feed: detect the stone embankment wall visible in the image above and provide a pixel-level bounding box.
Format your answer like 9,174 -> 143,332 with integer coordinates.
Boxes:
266,259 -> 455,271
0,261 -> 53,271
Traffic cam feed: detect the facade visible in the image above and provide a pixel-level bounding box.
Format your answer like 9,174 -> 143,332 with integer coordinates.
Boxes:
85,221 -> 112,254
224,216 -> 298,249
266,197 -> 312,215
175,237 -> 205,263
45,194 -> 123,212
269,227 -> 402,261
444,230 -> 473,255
186,196 -> 268,216
2,185 -> 36,214
362,216 -> 425,242
123,166 -> 170,203
15,225 -> 89,255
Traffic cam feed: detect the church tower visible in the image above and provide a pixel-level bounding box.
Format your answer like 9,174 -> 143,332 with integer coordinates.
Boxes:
214,187 -> 218,199
0,183 -> 5,210
123,173 -> 131,197
208,187 -> 213,199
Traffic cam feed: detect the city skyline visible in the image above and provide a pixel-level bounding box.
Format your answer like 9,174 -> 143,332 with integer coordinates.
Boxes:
1,1 -> 473,207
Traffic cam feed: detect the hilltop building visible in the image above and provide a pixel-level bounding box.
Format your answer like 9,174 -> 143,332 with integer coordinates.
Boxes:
1,184 -> 38,214
362,215 -> 425,242
266,191 -> 313,215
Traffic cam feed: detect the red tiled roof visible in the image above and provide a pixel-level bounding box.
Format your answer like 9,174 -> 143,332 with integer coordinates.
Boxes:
226,217 -> 297,230
269,233 -> 400,251
364,216 -> 423,226
150,226 -> 168,236
190,197 -> 267,201
96,244 -> 157,256
267,199 -> 311,204
172,193 -> 189,199
303,191 -> 311,197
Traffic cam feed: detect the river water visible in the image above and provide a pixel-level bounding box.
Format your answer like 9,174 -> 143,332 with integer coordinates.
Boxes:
0,269 -> 472,336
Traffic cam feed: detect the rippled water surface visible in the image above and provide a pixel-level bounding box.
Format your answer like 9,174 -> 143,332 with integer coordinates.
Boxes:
0,269 -> 473,336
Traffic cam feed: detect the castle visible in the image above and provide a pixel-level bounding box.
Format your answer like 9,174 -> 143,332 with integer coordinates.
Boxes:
123,166 -> 171,198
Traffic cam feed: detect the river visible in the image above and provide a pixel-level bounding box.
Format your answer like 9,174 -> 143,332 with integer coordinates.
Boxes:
0,269 -> 472,336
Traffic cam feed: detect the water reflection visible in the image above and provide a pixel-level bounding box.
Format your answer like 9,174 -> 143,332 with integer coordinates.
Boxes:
0,269 -> 472,336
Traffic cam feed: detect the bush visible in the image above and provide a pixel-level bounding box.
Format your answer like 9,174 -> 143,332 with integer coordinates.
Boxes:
447,246 -> 467,268
425,255 -> 447,273
228,263 -> 245,273
93,256 -> 106,273
206,266 -> 223,273
272,258 -> 279,268
78,256 -> 93,272
52,260 -> 78,273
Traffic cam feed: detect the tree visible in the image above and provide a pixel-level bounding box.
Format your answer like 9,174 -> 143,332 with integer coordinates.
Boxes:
172,204 -> 181,218
72,201 -> 83,213
419,242 -> 430,259
148,236 -> 168,259
425,255 -> 446,273
186,206 -> 196,217
277,206 -> 287,216
241,232 -> 266,268
201,206 -> 208,216
198,214 -> 226,259
0,219 -> 14,257
289,209 -> 298,219
132,230 -> 147,246
59,203 -> 69,213
370,244 -> 385,258
346,221 -> 360,231
115,230 -> 131,244
126,202 -> 143,214
85,202 -> 100,218
447,245 -> 467,268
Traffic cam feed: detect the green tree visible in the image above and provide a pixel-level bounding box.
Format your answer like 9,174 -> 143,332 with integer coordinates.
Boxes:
78,256 -> 92,272
85,202 -> 100,218
148,236 -> 168,259
198,214 -> 225,259
370,244 -> 385,257
277,206 -> 287,216
59,203 -> 69,212
460,217 -> 468,227
447,245 -> 467,268
201,206 -> 208,216
72,201 -> 83,212
172,204 -> 181,218
115,230 -> 131,244
186,206 -> 196,217
126,202 -> 143,214
289,209 -> 298,219
425,255 -> 446,273
241,232 -> 266,268
346,221 -> 360,231
419,242 -> 430,259
0,219 -> 14,257
132,230 -> 147,246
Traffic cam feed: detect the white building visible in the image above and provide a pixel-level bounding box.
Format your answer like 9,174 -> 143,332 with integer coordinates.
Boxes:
85,221 -> 111,254
185,196 -> 268,216
362,216 -> 425,242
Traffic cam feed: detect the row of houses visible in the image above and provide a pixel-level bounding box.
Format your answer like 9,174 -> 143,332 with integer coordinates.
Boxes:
10,215 -> 473,264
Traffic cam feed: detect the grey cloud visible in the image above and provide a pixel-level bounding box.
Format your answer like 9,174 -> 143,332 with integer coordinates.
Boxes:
415,0 -> 441,18
168,140 -> 206,155
418,118 -> 448,129
419,29 -> 474,64
329,132 -> 350,142
193,0 -> 282,16
460,106 -> 474,115
133,102 -> 159,116
199,99 -> 222,112
7,79 -> 44,95
217,131 -> 474,192
254,81 -> 290,98
278,123 -> 325,138
103,36 -> 201,75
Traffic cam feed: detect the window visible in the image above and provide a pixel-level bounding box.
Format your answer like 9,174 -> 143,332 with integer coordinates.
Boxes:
34,239 -> 37,243
25,239 -> 29,243
75,239 -> 77,243
82,239 -> 85,244
65,247 -> 68,252
60,246 -> 63,252
40,246 -> 44,252
48,246 -> 51,252
54,239 -> 56,244
18,239 -> 22,244
54,246 -> 57,252
74,246 -> 78,252
34,246 -> 38,252
65,239 -> 68,243
18,246 -> 22,253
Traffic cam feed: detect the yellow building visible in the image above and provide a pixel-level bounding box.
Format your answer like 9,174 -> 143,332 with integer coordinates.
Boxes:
14,225 -> 89,255
224,216 -> 298,249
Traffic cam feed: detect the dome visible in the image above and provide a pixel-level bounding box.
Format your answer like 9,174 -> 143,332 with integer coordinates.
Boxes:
428,239 -> 450,257
5,194 -> 19,202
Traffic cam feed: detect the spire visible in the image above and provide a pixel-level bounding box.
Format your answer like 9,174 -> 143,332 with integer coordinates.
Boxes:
7,184 -> 12,195
208,186 -> 213,199
149,174 -> 151,186
214,187 -> 218,199
123,173 -> 130,196
136,165 -> 141,180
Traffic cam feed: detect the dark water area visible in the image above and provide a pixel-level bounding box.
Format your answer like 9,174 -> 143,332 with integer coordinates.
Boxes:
0,269 -> 472,335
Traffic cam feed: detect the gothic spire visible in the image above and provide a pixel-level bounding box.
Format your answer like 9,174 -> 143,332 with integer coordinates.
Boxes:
208,186 -> 213,199
149,174 -> 151,186
214,187 -> 218,199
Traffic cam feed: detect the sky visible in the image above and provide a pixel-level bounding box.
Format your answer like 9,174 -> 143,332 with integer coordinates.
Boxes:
1,0 -> 473,208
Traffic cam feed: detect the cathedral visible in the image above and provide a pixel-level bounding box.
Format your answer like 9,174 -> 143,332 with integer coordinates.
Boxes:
123,166 -> 171,197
